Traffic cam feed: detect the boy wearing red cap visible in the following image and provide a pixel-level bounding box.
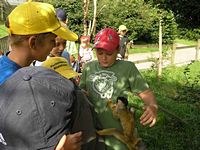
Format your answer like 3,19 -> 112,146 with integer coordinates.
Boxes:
79,28 -> 158,150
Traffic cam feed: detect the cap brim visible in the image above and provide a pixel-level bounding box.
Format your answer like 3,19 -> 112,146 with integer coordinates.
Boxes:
93,43 -> 116,52
60,69 -> 79,79
53,26 -> 78,41
119,26 -> 128,31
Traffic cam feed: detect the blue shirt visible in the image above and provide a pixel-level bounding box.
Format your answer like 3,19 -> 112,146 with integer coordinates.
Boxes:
0,55 -> 21,85
61,50 -> 71,65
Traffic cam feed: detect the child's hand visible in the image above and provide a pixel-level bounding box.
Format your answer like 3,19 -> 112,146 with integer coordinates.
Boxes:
55,131 -> 82,150
140,104 -> 157,127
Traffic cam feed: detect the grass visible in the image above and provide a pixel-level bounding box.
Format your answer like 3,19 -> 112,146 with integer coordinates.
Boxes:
129,47 -> 158,54
0,24 -> 8,38
174,38 -> 197,46
128,44 -> 171,54
128,38 -> 198,54
128,61 -> 200,150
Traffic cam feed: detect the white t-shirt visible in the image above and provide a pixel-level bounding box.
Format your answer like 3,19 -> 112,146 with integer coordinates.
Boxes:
79,47 -> 94,63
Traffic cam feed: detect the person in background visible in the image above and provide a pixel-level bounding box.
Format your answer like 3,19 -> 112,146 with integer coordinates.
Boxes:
56,8 -> 77,65
0,1 -> 81,150
79,35 -> 94,70
118,25 -> 129,60
79,28 -> 158,150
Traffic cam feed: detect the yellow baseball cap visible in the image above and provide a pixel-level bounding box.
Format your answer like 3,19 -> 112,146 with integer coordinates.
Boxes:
42,57 -> 79,79
7,1 -> 78,41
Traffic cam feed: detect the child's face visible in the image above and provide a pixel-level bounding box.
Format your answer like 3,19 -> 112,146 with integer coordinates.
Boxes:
80,39 -> 89,48
50,36 -> 66,57
119,30 -> 127,36
96,48 -> 118,68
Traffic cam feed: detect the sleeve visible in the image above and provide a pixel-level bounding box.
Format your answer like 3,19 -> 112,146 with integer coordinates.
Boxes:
79,47 -> 84,57
128,63 -> 149,94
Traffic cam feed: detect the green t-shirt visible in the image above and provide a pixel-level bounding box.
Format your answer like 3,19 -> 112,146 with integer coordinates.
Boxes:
79,60 -> 149,150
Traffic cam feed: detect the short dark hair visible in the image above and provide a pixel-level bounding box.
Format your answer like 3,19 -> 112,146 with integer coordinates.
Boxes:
56,8 -> 67,22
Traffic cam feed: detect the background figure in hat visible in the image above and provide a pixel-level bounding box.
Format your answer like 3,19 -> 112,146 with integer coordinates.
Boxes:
79,28 -> 158,150
118,25 -> 129,60
0,1 -> 81,150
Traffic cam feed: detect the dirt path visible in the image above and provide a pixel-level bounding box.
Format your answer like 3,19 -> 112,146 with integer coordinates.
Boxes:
128,44 -> 198,70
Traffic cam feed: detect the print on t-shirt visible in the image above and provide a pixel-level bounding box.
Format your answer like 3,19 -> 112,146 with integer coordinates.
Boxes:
89,70 -> 117,99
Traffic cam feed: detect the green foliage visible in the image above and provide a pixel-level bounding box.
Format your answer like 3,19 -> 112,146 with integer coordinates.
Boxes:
145,0 -> 200,42
97,0 -> 177,44
178,28 -> 200,41
161,10 -> 177,44
43,0 -> 83,35
131,62 -> 200,149
0,24 -> 8,38
174,38 -> 197,46
147,9 -> 177,44
146,0 -> 200,29
42,0 -> 177,44
175,61 -> 200,104
129,47 -> 158,54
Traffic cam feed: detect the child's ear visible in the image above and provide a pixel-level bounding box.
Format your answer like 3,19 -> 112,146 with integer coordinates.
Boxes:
28,36 -> 37,50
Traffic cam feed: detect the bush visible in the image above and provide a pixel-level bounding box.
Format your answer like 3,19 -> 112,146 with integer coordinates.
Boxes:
134,62 -> 200,150
178,28 -> 200,40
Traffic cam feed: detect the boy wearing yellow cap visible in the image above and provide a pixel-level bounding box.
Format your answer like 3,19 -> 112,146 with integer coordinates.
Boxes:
79,28 -> 158,150
0,1 -> 82,150
0,1 -> 78,85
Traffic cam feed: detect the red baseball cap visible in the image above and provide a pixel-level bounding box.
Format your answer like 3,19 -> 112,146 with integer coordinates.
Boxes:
93,28 -> 120,52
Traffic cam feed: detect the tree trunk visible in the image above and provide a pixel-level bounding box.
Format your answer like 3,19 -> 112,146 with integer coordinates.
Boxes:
171,43 -> 176,65
157,18 -> 163,80
195,39 -> 200,61
89,0 -> 97,37
83,0 -> 90,36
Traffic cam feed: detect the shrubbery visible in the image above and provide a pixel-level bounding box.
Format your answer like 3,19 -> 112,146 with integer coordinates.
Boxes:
178,28 -> 200,41
43,0 -> 178,44
133,61 -> 200,149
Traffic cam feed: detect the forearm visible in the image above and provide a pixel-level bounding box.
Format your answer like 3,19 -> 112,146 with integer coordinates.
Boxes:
138,89 -> 158,127
138,89 -> 157,109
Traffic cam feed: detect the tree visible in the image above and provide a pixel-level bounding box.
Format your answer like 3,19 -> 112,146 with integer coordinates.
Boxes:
43,0 -> 177,43
145,0 -> 200,28
83,0 -> 90,35
43,0 -> 83,35
96,0 -> 176,44
82,0 -> 97,37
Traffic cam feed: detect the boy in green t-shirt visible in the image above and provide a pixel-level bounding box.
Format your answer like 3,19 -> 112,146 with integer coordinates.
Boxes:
79,28 -> 158,150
